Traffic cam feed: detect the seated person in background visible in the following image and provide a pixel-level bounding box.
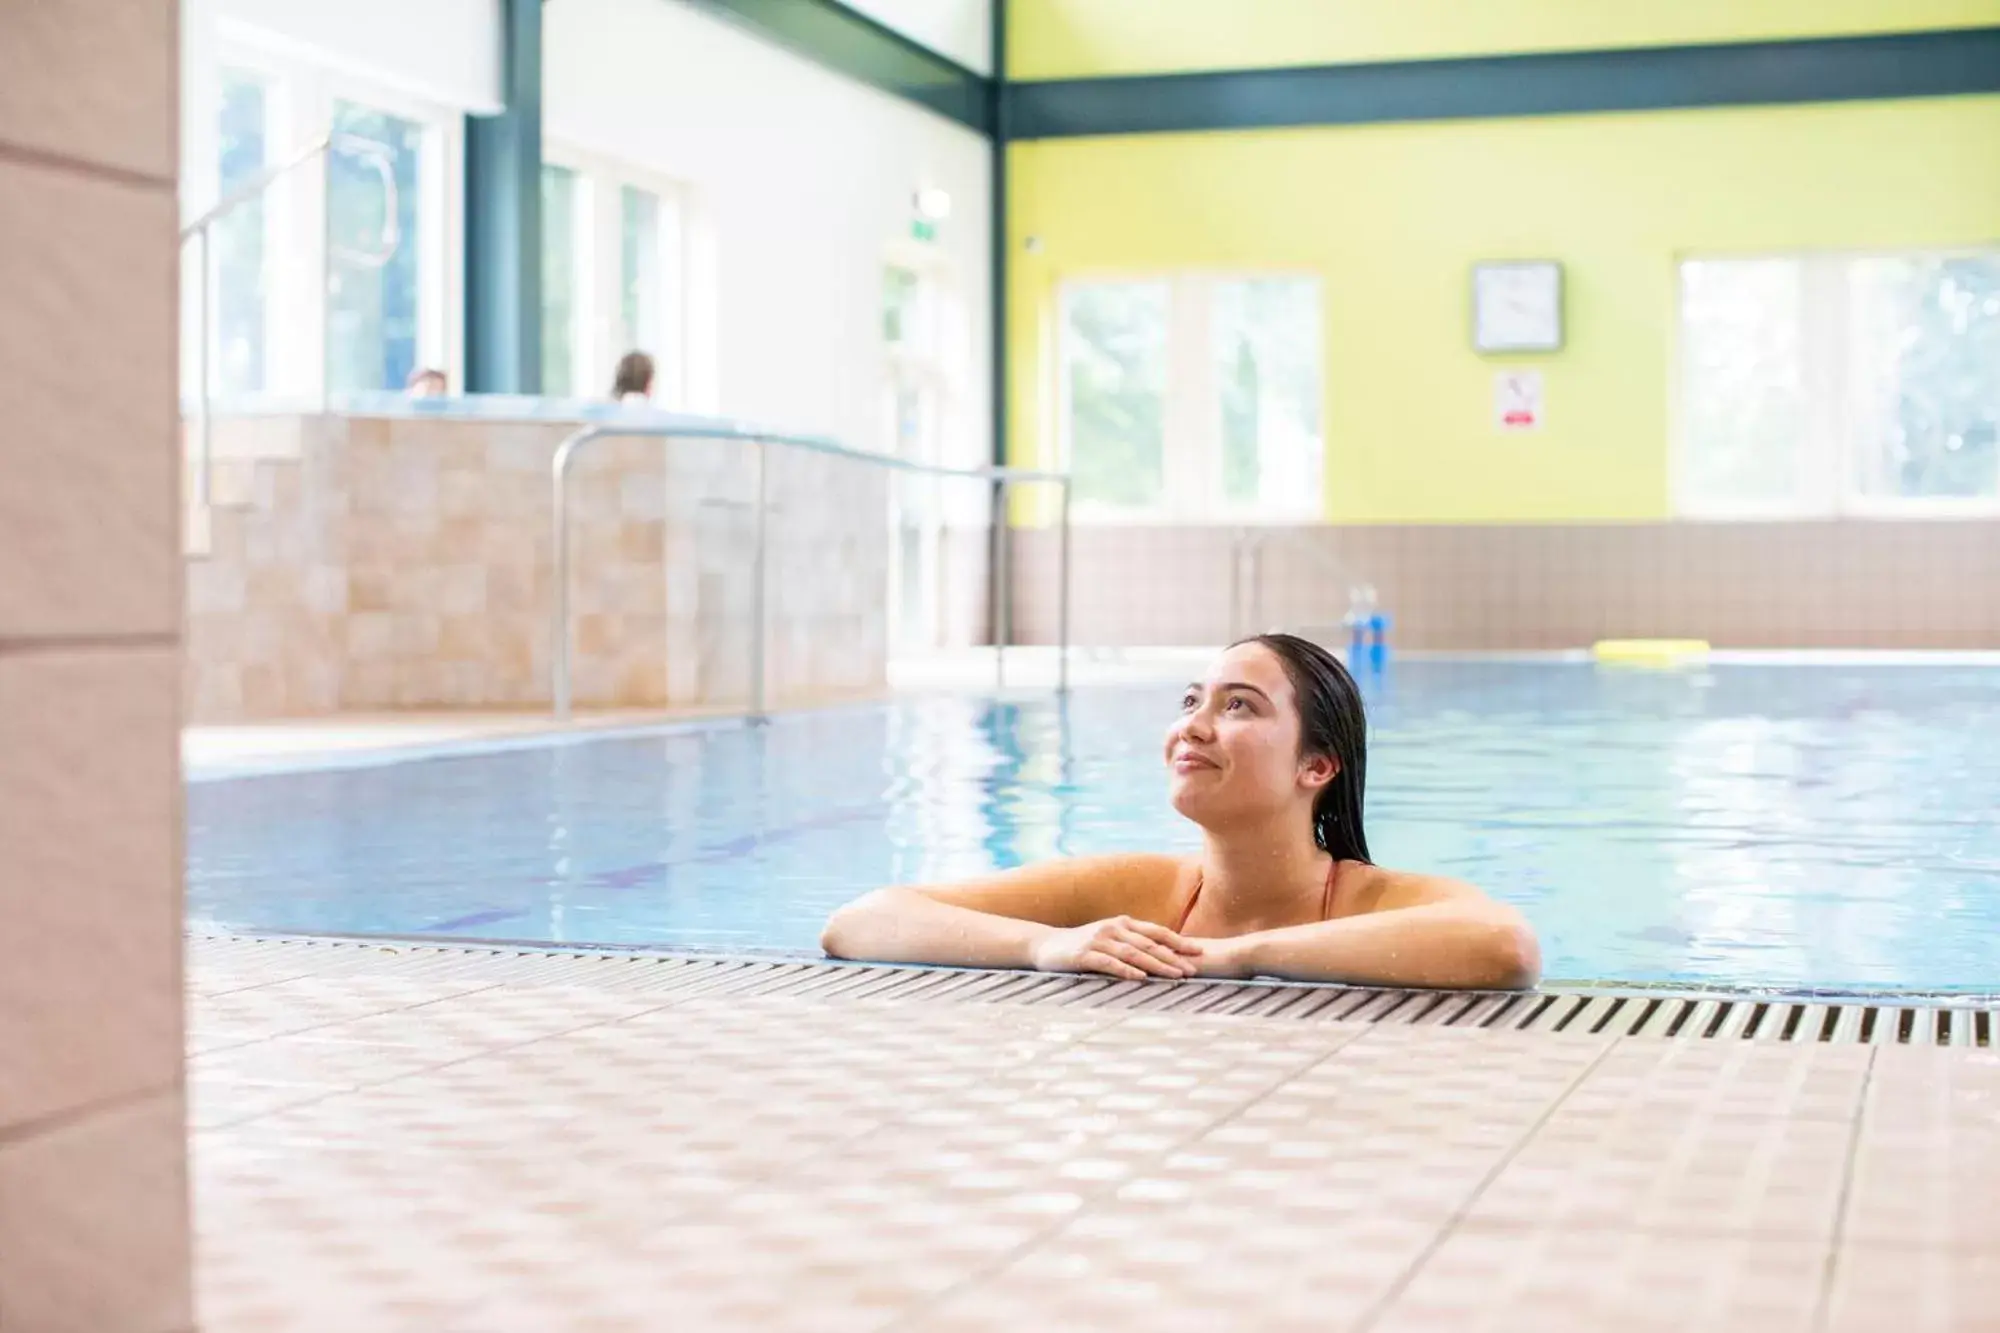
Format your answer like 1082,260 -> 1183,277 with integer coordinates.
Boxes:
405,366 -> 448,397
823,633 -> 1540,990
612,351 -> 655,404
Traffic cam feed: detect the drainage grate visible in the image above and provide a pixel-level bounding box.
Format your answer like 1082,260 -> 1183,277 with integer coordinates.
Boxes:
189,934 -> 1997,1047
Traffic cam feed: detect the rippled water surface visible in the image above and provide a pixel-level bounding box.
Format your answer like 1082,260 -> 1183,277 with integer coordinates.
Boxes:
188,662 -> 2000,989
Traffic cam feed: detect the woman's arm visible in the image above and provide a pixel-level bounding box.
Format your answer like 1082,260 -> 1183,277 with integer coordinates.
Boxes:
820,854 -> 1200,979
1194,873 -> 1540,990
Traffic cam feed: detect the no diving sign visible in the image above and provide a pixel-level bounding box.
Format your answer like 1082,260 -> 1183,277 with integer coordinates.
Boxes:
1494,370 -> 1544,432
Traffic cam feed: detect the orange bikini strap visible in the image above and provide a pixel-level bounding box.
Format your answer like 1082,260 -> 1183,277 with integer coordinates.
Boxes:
1176,861 -> 1337,933
1175,868 -> 1203,934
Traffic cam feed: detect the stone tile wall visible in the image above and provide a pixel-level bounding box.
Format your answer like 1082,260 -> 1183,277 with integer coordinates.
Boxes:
185,414 -> 890,721
1005,522 -> 2000,649
0,1 -> 194,1327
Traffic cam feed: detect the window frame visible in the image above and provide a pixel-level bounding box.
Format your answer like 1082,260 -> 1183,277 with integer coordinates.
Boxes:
537,159 -> 592,398
186,60 -> 285,406
187,35 -> 464,405
542,141 -> 691,407
1673,245 -> 2000,522
1055,271 -> 1328,526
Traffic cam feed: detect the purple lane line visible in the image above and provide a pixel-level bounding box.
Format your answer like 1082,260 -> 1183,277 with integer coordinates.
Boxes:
421,907 -> 532,933
413,802 -> 894,929
578,803 -> 891,890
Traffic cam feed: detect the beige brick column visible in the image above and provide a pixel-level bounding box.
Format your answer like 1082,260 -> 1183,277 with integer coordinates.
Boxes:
0,2 -> 193,1331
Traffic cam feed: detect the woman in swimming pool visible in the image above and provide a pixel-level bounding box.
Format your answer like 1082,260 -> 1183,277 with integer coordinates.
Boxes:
823,633 -> 1539,990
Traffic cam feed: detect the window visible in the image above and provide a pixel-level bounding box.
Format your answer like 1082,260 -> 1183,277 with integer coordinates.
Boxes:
214,69 -> 269,397
883,265 -> 931,349
1062,282 -> 1168,512
541,164 -> 582,395
325,101 -> 425,394
1214,278 -> 1324,512
1678,250 -> 2000,516
880,254 -> 976,653
1060,275 -> 1323,521
182,42 -> 461,407
540,148 -> 686,404
620,186 -> 662,358
1848,255 -> 2000,505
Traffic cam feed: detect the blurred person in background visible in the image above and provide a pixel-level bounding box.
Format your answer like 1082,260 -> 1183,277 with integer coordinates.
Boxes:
612,351 -> 655,403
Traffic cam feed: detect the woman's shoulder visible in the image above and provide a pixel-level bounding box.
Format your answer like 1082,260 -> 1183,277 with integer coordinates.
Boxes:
913,851 -> 1192,927
1040,852 -> 1195,920
1055,852 -> 1195,895
1335,860 -> 1485,914
1065,851 -> 1193,877
1080,852 -> 1184,924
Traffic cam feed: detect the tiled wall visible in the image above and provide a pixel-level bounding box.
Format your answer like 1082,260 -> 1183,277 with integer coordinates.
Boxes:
0,2 -> 193,1329
185,414 -> 891,721
1006,522 -> 2000,649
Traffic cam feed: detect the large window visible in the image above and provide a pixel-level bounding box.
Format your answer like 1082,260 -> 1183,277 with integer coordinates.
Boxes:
879,253 -> 974,653
1214,278 -> 1324,513
1679,250 -> 2000,517
620,186 -> 663,361
214,69 -> 269,397
325,101 -> 425,394
539,148 -> 686,403
182,44 -> 460,406
540,164 -> 582,396
1060,275 -> 1323,521
1063,282 -> 1168,511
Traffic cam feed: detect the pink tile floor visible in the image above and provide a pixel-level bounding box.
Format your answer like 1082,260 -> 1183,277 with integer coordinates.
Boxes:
187,938 -> 2000,1332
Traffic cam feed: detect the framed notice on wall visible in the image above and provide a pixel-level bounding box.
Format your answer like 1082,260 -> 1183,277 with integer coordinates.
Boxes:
1494,370 -> 1544,431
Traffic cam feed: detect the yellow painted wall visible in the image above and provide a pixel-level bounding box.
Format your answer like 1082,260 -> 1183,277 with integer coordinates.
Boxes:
1011,0 -> 2000,81
1007,96 -> 2000,523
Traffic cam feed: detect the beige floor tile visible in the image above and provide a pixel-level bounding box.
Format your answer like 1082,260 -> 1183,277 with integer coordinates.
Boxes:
1842,1045 -> 2000,1250
1843,1129 -> 2000,1250
182,943 -> 1999,1333
1373,1222 -> 1827,1333
1559,1039 -> 1873,1123
186,975 -> 504,1042
1467,1105 -> 1854,1237
1825,1244 -> 2000,1333
924,1205 -> 1442,1332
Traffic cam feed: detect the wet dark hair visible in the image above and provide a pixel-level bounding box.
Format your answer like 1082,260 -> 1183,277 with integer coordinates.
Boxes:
612,350 -> 655,399
1234,632 -> 1371,864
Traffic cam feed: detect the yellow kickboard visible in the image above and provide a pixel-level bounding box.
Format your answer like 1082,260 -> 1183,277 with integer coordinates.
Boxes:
1592,639 -> 1712,666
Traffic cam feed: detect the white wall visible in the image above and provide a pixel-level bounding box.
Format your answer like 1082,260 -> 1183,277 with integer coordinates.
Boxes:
545,0 -> 993,463
842,0 -> 992,74
188,0 -> 501,116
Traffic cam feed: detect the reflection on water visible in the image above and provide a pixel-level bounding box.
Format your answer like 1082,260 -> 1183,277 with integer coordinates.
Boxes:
187,663 -> 2000,990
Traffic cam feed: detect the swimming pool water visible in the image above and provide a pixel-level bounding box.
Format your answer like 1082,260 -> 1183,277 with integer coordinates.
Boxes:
187,662 -> 2000,991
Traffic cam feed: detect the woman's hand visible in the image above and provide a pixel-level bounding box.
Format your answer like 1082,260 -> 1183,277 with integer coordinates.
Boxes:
1029,916 -> 1201,980
1185,935 -> 1259,980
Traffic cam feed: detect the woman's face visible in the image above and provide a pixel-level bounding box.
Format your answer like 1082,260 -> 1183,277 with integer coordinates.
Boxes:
1165,642 -> 1333,830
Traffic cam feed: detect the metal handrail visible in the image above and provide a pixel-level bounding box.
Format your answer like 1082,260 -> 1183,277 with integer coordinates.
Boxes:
179,133 -> 400,509
1228,526 -> 1372,640
551,422 -> 1073,720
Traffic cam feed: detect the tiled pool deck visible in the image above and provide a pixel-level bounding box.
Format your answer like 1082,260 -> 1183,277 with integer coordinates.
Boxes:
188,937 -> 1999,1332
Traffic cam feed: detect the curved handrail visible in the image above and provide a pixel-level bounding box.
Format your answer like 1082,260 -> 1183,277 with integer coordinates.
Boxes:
322,133 -> 403,269
550,421 -> 1073,720
180,132 -> 400,266
181,134 -> 401,514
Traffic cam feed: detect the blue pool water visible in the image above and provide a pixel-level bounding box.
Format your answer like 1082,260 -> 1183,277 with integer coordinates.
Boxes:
187,662 -> 2000,991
